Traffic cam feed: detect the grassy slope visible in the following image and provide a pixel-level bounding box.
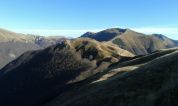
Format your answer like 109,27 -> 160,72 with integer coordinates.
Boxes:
110,48 -> 178,68
71,38 -> 134,60
44,48 -> 178,106
111,29 -> 177,55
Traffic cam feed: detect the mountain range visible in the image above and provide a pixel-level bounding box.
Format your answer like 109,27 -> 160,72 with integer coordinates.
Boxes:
1,28 -> 178,69
0,28 -> 178,106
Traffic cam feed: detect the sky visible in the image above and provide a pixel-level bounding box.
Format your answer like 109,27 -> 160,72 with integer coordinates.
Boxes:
0,0 -> 178,39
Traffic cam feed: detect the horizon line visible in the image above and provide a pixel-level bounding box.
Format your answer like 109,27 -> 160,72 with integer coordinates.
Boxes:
1,27 -> 178,39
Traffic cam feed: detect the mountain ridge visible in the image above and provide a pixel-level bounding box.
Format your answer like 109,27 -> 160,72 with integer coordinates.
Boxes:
81,28 -> 178,55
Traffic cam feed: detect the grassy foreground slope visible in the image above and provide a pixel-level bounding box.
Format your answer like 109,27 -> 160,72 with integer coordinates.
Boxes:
44,48 -> 178,106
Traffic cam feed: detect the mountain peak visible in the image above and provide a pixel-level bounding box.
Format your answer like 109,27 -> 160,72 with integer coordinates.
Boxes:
102,28 -> 127,33
81,28 -> 127,41
81,32 -> 96,38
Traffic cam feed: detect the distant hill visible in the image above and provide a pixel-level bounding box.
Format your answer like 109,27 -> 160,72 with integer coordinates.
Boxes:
44,48 -> 178,106
0,38 -> 134,106
81,28 -> 178,55
0,28 -> 66,69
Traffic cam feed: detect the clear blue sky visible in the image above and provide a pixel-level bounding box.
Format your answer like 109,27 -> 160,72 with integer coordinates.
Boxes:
0,0 -> 178,39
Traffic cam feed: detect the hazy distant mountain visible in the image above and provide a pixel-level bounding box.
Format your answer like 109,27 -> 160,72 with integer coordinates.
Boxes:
0,38 -> 134,106
0,28 -> 66,68
44,48 -> 178,106
81,28 -> 178,55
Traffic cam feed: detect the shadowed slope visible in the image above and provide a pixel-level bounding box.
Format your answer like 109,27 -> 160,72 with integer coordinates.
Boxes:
0,38 -> 133,106
0,41 -> 95,106
44,49 -> 178,106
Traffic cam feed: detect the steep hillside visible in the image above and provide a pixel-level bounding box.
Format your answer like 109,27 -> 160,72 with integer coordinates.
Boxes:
81,28 -> 178,55
44,48 -> 178,106
0,28 -> 66,68
0,38 -> 133,106
112,30 -> 178,55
